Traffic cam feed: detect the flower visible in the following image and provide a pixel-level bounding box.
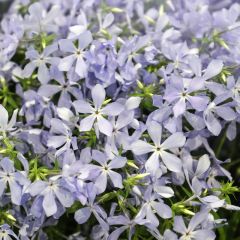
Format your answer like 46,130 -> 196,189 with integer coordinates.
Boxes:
58,30 -> 92,78
29,177 -> 74,217
23,43 -> 58,84
131,121 -> 186,173
135,186 -> 172,227
0,224 -> 18,240
0,158 -> 28,205
74,183 -> 109,231
47,118 -> 77,156
173,210 -> 216,240
73,84 -> 124,136
91,150 -> 127,193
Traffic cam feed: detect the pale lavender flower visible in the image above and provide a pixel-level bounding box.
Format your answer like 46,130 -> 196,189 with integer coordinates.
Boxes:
0,224 -> 18,240
24,2 -> 61,34
38,66 -> 82,108
29,177 -> 74,217
135,186 -> 172,227
0,158 -> 29,205
23,43 -> 58,84
47,118 -> 77,156
164,75 -> 209,117
204,98 -> 236,136
92,150 -> 127,194
58,30 -> 92,78
74,183 -> 109,231
131,121 -> 186,173
173,210 -> 216,240
107,213 -> 162,240
73,84 -> 124,136
183,154 -> 211,196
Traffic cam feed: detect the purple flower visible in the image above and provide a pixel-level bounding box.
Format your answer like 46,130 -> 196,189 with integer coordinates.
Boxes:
0,158 -> 28,205
107,213 -> 162,240
74,183 -> 109,231
183,154 -> 211,196
29,177 -> 74,217
73,84 -> 124,136
86,40 -> 118,87
91,150 -> 127,194
25,2 -> 61,34
135,186 -> 172,227
204,99 -> 236,136
58,30 -> 92,78
38,66 -> 82,108
23,43 -> 58,84
0,224 -> 18,240
47,118 -> 77,156
131,121 -> 186,173
173,210 -> 216,240
164,75 -> 209,117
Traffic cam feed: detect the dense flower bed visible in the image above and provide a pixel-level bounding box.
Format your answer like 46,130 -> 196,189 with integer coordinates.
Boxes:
0,0 -> 240,239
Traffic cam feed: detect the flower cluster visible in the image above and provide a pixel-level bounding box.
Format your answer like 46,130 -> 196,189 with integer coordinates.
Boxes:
0,0 -> 240,239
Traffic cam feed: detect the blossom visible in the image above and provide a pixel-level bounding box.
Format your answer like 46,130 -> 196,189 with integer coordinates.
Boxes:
0,158 -> 28,205
73,84 -> 124,136
91,150 -> 127,193
58,30 -> 92,78
173,210 -> 216,240
0,224 -> 18,240
135,186 -> 172,227
131,121 -> 186,173
47,118 -> 77,156
24,2 -> 61,34
74,183 -> 109,231
23,43 -> 58,84
164,75 -> 209,117
29,177 -> 74,217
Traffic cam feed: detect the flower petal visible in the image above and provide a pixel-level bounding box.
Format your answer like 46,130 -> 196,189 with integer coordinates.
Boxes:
131,140 -> 153,155
38,63 -> 50,84
78,30 -> 92,50
147,121 -> 162,147
101,102 -> 124,116
145,152 -> 160,173
55,188 -> 74,208
0,105 -> 8,130
58,54 -> 76,72
43,191 -> 57,217
79,115 -> 96,132
108,170 -> 123,188
59,39 -> 76,53
74,207 -> 91,224
173,216 -> 187,234
73,100 -> 94,113
95,172 -> 107,194
47,136 -> 67,149
108,156 -> 127,169
92,84 -> 105,109
195,154 -> 210,177
161,132 -> 186,150
151,201 -> 172,219
75,55 -> 87,78
160,151 -> 182,172
97,116 -> 113,136
173,98 -> 186,117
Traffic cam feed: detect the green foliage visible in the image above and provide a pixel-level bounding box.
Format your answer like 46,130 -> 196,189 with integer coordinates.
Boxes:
0,78 -> 20,113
